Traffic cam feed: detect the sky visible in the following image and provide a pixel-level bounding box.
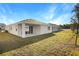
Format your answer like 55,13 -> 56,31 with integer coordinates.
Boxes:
0,3 -> 76,25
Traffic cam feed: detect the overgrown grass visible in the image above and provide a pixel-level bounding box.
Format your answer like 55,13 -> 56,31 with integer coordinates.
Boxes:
1,29 -> 78,56
0,32 -> 54,54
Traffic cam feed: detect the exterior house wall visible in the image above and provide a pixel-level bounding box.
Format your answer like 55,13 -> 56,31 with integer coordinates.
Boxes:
52,25 -> 60,32
33,25 -> 41,35
48,25 -> 53,33
11,24 -> 18,35
40,25 -> 52,34
6,23 -> 53,38
21,24 -> 41,38
18,24 -> 22,37
21,23 -> 26,38
23,25 -> 52,38
5,19 -> 61,38
6,24 -> 19,36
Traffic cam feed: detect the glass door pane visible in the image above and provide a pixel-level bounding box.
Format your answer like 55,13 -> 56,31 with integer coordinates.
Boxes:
29,26 -> 33,34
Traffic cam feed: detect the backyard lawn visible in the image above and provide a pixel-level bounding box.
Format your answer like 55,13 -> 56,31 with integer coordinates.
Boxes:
0,29 -> 79,56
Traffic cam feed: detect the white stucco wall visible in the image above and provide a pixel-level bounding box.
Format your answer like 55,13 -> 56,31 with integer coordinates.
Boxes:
6,23 -> 53,38
21,23 -> 26,38
33,25 -> 41,34
52,25 -> 60,32
40,25 -> 52,34
6,24 -> 19,36
21,24 -> 41,38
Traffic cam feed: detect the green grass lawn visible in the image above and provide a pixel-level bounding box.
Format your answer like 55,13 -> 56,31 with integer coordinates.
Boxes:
0,29 -> 79,56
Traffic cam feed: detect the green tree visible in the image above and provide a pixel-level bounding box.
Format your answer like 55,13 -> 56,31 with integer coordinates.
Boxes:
71,4 -> 79,46
60,24 -> 71,29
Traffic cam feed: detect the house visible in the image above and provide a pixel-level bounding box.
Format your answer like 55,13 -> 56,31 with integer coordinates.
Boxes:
48,23 -> 61,32
51,24 -> 61,32
5,19 -> 53,38
0,23 -> 6,32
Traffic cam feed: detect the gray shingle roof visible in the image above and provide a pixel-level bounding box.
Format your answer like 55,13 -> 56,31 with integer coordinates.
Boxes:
16,19 -> 47,25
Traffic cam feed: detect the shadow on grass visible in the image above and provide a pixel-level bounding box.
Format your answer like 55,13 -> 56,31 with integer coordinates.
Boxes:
0,32 -> 55,54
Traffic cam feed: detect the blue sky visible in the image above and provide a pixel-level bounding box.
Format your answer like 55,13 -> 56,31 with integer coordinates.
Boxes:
0,3 -> 76,25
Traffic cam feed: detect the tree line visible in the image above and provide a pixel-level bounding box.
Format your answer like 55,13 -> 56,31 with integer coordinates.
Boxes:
60,24 -> 72,29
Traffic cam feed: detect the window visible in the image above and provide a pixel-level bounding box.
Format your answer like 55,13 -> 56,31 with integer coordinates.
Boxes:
25,31 -> 29,34
1,26 -> 4,28
0,28 -> 1,30
16,29 -> 17,31
48,26 -> 50,30
25,26 -> 33,34
29,26 -> 33,34
25,31 -> 27,34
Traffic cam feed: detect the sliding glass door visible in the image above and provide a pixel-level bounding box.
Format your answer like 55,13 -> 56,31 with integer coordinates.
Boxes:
29,26 -> 33,34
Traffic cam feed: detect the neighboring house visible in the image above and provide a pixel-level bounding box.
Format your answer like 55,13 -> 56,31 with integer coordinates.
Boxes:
5,19 -> 53,38
0,23 -> 6,32
48,23 -> 61,32
52,24 -> 61,32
